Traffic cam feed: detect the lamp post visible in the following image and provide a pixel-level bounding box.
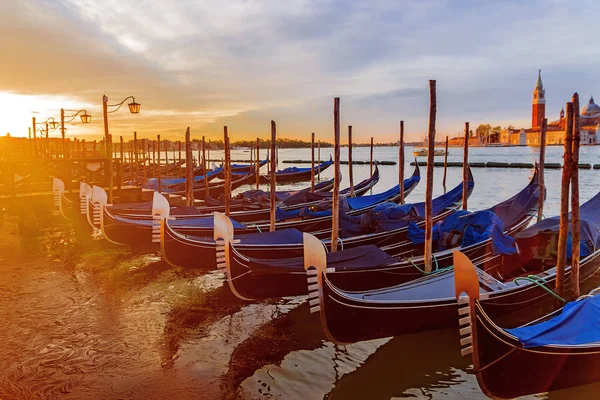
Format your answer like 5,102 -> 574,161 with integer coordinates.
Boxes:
102,95 -> 141,202
32,116 -> 61,157
61,109 -> 91,158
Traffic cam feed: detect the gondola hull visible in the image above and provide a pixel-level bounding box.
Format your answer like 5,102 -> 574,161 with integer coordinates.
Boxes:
160,166 -> 420,268
314,249 -> 600,344
260,158 -> 334,183
469,299 -> 600,399
225,211 -> 529,300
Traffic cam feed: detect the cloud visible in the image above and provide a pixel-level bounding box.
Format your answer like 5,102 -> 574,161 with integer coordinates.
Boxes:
0,0 -> 599,141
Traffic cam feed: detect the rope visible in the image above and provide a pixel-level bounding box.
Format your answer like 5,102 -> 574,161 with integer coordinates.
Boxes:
472,347 -> 520,373
247,224 -> 262,233
408,256 -> 453,275
513,275 -> 566,303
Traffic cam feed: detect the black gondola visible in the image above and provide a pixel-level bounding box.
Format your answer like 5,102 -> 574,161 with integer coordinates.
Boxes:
160,165 -> 420,268
260,157 -> 333,183
303,188 -> 600,344
95,165 -> 387,245
454,250 -> 600,399
217,169 -> 537,300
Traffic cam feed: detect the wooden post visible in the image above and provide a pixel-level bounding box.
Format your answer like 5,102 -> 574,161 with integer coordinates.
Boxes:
157,135 -> 162,194
142,139 -> 148,185
164,141 -> 168,166
424,80 -> 437,273
223,127 -> 231,215
107,134 -> 113,202
538,119 -> 547,223
152,141 -> 156,176
399,121 -> 405,204
369,136 -> 374,177
571,94 -> 581,298
202,136 -> 209,198
317,141 -> 321,178
178,140 -> 182,164
198,144 -> 206,172
462,122 -> 469,210
556,102 -> 573,299
32,117 -> 37,156
311,132 -> 315,192
442,136 -> 449,188
119,136 -> 124,187
133,131 -> 138,186
348,126 -> 355,197
269,121 -> 277,232
185,128 -> 194,206
255,138 -> 260,190
331,98 -> 341,252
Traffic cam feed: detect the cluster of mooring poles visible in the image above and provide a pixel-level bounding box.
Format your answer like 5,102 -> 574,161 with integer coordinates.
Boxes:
556,93 -> 582,299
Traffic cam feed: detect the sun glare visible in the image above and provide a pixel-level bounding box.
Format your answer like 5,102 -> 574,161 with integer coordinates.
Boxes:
0,92 -> 93,138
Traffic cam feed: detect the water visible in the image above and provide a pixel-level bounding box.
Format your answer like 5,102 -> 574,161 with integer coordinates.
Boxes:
1,145 -> 600,399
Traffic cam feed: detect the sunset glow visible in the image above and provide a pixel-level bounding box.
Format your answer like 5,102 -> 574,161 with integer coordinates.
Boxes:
1,0 -> 599,142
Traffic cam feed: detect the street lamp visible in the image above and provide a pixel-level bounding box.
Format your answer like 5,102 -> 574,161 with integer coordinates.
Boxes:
60,109 -> 92,157
102,95 -> 141,202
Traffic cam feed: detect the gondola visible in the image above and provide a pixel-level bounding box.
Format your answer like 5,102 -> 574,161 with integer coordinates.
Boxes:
454,250 -> 600,399
215,159 -> 269,177
304,189 -> 600,344
160,165 -> 421,268
218,168 -> 537,300
143,167 -> 224,191
260,157 -> 333,183
96,166 -> 387,245
202,165 -> 380,223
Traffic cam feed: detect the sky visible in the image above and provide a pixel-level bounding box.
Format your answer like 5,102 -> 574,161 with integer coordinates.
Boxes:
1,0 -> 599,143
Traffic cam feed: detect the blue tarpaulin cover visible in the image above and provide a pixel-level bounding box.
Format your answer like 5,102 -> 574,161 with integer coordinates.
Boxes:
238,228 -> 304,245
408,210 -> 518,255
517,191 -> 600,259
144,168 -> 223,190
277,158 -> 332,174
506,294 -> 600,348
274,173 -> 419,223
339,177 -> 469,237
406,172 -> 541,254
249,244 -> 397,275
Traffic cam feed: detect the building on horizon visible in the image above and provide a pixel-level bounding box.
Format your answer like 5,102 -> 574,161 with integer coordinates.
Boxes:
506,70 -> 600,146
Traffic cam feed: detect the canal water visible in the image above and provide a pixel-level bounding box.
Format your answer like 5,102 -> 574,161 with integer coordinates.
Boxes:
1,145 -> 599,399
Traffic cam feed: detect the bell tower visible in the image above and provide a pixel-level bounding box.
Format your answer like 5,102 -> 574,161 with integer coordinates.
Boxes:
532,69 -> 546,129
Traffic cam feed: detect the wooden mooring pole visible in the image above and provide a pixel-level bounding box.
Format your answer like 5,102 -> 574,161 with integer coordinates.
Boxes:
133,131 -> 139,186
269,121 -> 277,232
331,98 -> 341,252
370,137 -> 374,177
424,80 -> 437,273
399,121 -> 405,204
462,122 -> 469,210
571,94 -> 581,298
202,136 -> 209,199
224,127 -> 231,216
185,128 -> 194,206
311,133 -> 315,192
255,138 -> 260,190
317,141 -> 321,178
556,101 -> 574,299
157,135 -> 162,194
348,126 -> 354,197
442,136 -> 449,189
538,119 -> 547,223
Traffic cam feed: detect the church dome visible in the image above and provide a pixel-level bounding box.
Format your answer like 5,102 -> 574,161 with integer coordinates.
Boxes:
582,96 -> 600,116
